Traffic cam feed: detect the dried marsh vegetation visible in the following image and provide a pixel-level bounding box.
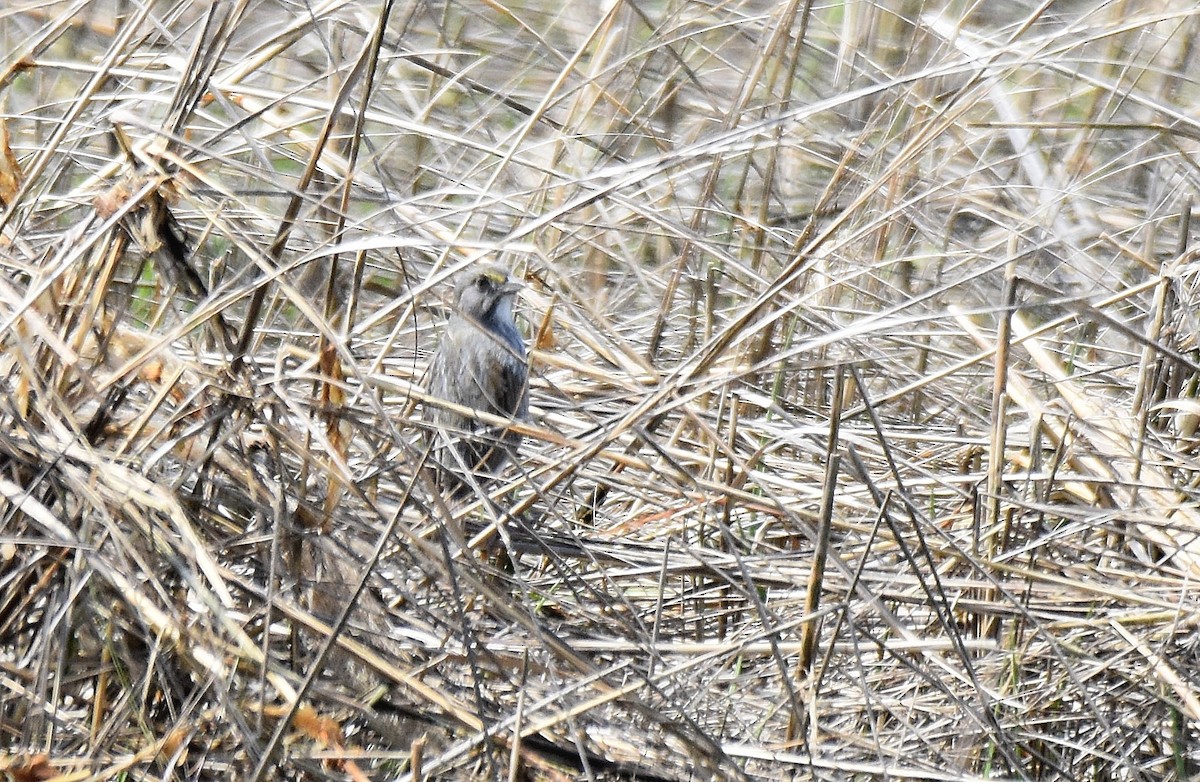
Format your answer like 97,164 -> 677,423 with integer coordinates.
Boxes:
3,1 -> 1200,780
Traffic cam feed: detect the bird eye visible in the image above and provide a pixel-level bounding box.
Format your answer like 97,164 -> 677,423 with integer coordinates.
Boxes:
476,276 -> 492,290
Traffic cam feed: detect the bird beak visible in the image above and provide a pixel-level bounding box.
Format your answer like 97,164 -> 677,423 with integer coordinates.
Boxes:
500,280 -> 523,296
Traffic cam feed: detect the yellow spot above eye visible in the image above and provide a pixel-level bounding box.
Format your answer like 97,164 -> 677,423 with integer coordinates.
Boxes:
481,269 -> 506,284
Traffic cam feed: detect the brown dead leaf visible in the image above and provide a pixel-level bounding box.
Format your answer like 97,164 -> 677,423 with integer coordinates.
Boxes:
0,753 -> 58,781
534,293 -> 557,351
158,724 -> 191,762
140,360 -> 164,384
0,115 -> 24,208
290,704 -> 344,748
93,180 -> 133,219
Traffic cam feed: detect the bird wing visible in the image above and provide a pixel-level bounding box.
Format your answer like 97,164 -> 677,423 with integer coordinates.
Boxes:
494,356 -> 528,419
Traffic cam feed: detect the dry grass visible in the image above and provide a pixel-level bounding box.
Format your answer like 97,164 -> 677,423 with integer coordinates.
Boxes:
3,1 -> 1200,779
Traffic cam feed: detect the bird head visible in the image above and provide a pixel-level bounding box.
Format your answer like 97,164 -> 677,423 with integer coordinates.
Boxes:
454,264 -> 522,325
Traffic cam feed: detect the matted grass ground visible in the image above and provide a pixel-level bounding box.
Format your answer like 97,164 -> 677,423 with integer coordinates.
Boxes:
3,1 -> 1200,780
